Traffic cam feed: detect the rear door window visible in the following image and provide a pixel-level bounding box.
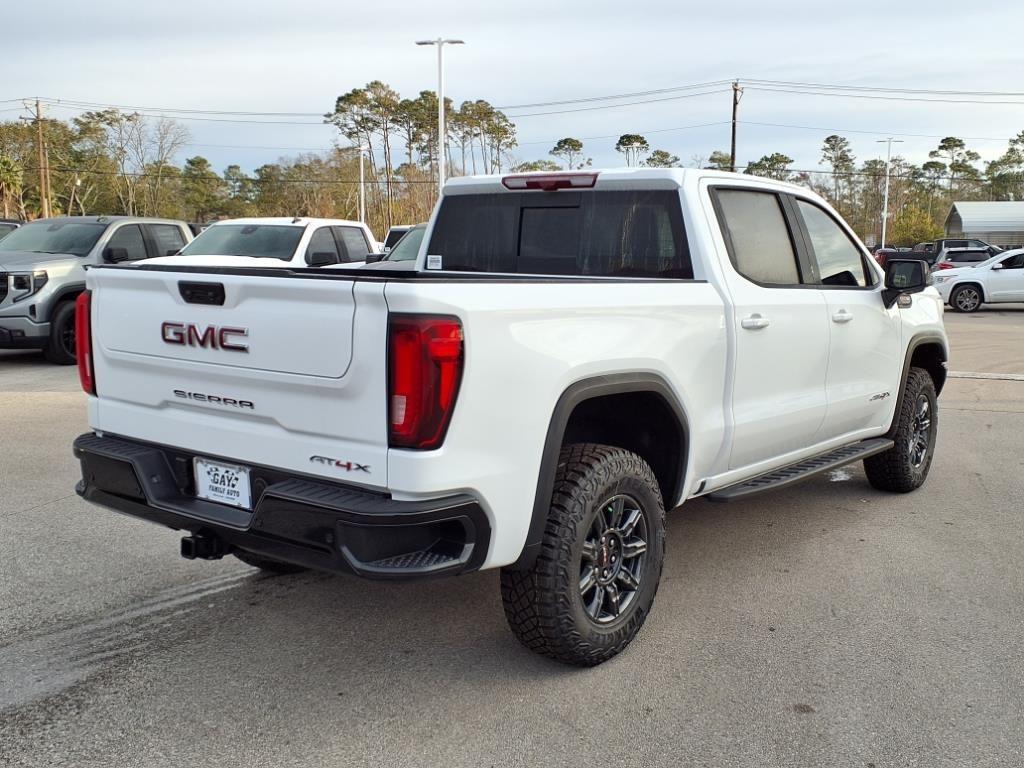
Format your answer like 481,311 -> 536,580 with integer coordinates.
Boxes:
426,190 -> 692,278
148,224 -> 186,256
305,227 -> 341,265
713,189 -> 801,285
335,227 -> 371,263
105,224 -> 148,261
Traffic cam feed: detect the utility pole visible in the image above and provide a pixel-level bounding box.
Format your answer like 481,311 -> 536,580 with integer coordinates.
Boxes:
876,137 -> 904,249
730,80 -> 742,173
22,99 -> 51,217
416,38 -> 465,195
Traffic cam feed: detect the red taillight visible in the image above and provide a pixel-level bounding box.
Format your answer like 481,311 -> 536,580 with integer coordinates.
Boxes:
501,172 -> 598,191
937,262 -> 955,270
75,291 -> 95,395
388,315 -> 463,449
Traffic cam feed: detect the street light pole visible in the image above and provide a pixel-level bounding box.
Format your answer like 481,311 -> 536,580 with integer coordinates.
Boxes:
358,146 -> 366,223
416,38 -> 464,196
877,137 -> 904,249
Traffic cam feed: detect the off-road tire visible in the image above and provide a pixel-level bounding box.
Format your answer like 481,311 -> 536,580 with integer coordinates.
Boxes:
43,300 -> 77,365
500,443 -> 666,666
233,550 -> 307,574
950,284 -> 983,313
864,367 -> 937,493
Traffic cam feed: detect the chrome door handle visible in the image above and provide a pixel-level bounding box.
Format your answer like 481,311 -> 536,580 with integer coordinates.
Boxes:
832,310 -> 853,323
740,314 -> 770,330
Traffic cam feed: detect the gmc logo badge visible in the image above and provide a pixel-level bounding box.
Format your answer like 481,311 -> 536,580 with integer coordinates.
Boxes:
161,322 -> 249,352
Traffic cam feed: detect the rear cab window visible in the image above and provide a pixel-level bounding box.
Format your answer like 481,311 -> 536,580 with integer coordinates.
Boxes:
426,190 -> 692,278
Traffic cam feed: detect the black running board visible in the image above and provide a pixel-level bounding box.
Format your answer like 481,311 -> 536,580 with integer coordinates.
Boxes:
705,438 -> 894,502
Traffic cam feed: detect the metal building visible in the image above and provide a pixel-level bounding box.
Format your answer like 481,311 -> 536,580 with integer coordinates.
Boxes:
944,201 -> 1024,248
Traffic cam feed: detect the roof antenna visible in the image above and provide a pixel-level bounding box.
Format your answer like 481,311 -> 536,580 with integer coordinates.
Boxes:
291,216 -> 303,224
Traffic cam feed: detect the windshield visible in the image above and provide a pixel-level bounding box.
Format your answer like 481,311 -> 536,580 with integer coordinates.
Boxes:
179,224 -> 304,260
384,226 -> 425,262
0,221 -> 105,256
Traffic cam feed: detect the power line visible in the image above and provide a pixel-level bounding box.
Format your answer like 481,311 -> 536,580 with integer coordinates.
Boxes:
32,163 -> 985,184
506,88 -> 731,118
27,165 -> 436,184
517,121 -> 731,146
745,86 -> 1024,106
13,75 -> 1024,122
742,78 -> 1024,97
737,120 -> 1016,143
494,80 -> 734,110
41,97 -> 323,118
44,103 -> 327,125
183,142 -> 338,151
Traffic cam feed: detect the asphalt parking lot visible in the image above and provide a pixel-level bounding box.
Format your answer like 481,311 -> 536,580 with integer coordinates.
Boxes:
1,308 -> 1023,768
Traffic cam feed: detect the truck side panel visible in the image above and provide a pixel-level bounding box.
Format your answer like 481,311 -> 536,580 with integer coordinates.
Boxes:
382,280 -> 729,568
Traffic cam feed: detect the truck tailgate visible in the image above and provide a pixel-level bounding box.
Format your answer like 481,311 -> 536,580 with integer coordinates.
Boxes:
87,267 -> 389,489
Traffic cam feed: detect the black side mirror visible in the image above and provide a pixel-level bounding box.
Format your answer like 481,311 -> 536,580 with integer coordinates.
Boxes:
883,259 -> 930,308
364,252 -> 383,263
104,246 -> 129,263
307,252 -> 337,267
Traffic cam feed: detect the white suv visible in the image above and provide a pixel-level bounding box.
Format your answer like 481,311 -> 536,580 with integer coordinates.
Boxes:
934,248 -> 1024,311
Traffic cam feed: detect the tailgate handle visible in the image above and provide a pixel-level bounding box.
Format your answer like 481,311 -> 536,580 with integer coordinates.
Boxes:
179,281 -> 225,306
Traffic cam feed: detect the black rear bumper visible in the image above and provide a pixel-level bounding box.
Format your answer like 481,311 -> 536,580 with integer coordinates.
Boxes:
73,433 -> 490,580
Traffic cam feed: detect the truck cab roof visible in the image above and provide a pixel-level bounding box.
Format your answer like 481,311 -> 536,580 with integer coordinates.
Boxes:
442,168 -> 810,196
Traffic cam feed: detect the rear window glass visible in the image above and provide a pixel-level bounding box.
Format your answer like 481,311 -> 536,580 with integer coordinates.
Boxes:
426,191 -> 692,278
384,228 -> 410,249
949,250 -> 989,263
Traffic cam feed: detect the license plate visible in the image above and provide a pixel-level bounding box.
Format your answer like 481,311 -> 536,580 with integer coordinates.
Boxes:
194,457 -> 252,510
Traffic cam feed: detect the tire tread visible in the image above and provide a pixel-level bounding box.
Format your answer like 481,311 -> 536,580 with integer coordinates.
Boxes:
863,367 -> 937,493
500,443 -> 665,666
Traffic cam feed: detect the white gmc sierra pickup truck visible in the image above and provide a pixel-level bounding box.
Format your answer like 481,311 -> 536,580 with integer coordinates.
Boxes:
73,169 -> 948,666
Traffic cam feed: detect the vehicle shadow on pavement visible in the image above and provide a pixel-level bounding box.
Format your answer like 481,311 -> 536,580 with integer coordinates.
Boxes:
137,462 -> 901,685
6,455 -> 1010,767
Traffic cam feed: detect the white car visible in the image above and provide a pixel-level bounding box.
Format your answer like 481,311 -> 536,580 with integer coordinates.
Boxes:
933,249 -> 1024,312
73,169 -> 947,666
146,217 -> 379,270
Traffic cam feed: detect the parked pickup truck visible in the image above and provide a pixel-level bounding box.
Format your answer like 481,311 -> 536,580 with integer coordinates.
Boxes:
150,217 -> 380,270
0,215 -> 192,363
72,169 -> 948,666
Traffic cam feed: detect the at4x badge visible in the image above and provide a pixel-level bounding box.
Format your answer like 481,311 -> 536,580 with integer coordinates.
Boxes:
310,455 -> 371,473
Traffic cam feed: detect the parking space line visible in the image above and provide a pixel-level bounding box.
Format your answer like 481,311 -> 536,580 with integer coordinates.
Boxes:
947,370 -> 1024,382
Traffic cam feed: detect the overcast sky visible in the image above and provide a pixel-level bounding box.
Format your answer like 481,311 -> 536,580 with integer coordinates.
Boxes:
6,0 -> 1024,175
